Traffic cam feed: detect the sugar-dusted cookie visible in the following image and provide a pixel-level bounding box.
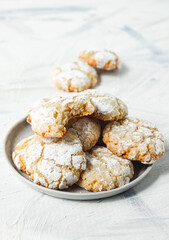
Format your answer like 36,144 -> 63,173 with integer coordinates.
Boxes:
13,132 -> 86,189
27,95 -> 95,138
67,116 -> 101,151
103,117 -> 165,164
53,60 -> 98,92
81,90 -> 128,121
77,146 -> 134,192
79,50 -> 119,70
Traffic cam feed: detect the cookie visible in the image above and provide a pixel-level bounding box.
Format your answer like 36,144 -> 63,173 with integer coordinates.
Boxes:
95,120 -> 108,147
103,117 -> 165,164
13,132 -> 86,189
53,60 -> 98,92
67,116 -> 101,151
27,95 -> 95,138
77,146 -> 134,192
81,90 -> 128,121
79,50 -> 118,70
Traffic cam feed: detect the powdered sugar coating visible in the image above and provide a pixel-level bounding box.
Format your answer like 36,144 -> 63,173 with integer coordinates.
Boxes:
79,50 -> 119,70
81,89 -> 128,121
103,117 -> 165,164
67,116 -> 101,151
13,133 -> 86,189
77,146 -> 134,192
27,94 -> 95,138
53,60 -> 98,92
12,136 -> 42,174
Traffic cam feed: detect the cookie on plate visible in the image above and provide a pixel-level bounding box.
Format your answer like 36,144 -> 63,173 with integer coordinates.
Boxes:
77,146 -> 134,192
67,116 -> 101,151
81,90 -> 128,121
13,132 -> 86,189
79,50 -> 118,70
53,60 -> 98,92
27,95 -> 95,138
103,117 -> 165,164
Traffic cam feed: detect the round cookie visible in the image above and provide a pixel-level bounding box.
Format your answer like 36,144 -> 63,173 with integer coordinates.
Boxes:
53,60 -> 98,92
13,132 -> 86,189
77,146 -> 134,192
103,117 -> 165,164
81,90 -> 128,121
79,50 -> 119,70
67,116 -> 101,151
27,94 -> 95,138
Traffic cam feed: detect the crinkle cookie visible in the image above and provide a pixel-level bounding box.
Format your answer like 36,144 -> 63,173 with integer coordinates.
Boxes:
67,116 -> 101,151
53,60 -> 98,92
103,118 -> 165,164
81,90 -> 128,121
77,146 -> 134,192
12,132 -> 86,189
27,95 -> 95,138
79,50 -> 119,70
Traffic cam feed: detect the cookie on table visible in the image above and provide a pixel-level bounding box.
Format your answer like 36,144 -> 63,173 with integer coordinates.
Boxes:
77,146 -> 134,192
67,116 -> 101,151
79,50 -> 119,70
13,132 -> 86,189
103,117 -> 165,164
53,60 -> 98,92
81,90 -> 128,121
27,95 -> 95,138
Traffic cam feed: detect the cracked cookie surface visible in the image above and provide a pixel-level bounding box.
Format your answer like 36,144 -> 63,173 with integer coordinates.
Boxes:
79,49 -> 119,70
53,60 -> 98,92
81,90 -> 128,121
77,146 -> 134,192
27,95 -> 95,138
103,117 -> 165,164
67,116 -> 101,151
13,132 -> 86,189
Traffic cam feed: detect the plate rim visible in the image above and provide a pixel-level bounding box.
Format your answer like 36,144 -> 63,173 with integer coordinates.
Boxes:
4,117 -> 153,200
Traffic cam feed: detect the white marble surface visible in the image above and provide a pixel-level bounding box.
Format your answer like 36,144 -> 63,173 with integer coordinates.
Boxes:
1,0 -> 169,239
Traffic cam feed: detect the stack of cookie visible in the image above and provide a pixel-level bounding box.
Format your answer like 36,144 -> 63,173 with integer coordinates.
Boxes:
53,50 -> 118,92
12,90 -> 165,192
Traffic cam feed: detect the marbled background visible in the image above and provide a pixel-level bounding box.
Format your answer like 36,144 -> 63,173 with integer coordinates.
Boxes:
0,0 -> 169,239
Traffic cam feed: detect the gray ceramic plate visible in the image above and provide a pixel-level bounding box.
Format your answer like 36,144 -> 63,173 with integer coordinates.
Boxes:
5,118 -> 153,200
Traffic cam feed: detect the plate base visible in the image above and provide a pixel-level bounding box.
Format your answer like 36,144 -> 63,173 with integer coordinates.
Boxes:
5,118 -> 153,200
